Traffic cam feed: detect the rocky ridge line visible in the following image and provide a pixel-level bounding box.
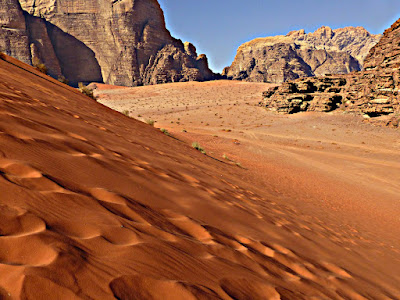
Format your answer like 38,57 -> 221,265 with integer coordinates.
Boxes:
224,26 -> 381,83
261,19 -> 400,127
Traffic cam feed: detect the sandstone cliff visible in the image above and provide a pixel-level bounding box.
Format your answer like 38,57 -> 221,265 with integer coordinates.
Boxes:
261,19 -> 400,127
0,0 -> 215,86
0,0 -> 31,65
363,19 -> 400,71
224,26 -> 381,83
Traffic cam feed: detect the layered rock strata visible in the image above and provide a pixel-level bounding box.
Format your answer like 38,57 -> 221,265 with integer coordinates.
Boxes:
0,0 -> 215,86
224,26 -> 381,83
0,0 -> 31,65
261,19 -> 400,127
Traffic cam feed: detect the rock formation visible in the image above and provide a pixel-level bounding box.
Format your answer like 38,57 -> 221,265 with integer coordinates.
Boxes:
0,0 -> 31,65
261,19 -> 400,127
0,0 -> 215,86
224,26 -> 381,83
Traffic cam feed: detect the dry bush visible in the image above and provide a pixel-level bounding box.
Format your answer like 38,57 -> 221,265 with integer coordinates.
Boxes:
32,57 -> 48,74
192,142 -> 206,154
58,75 -> 69,85
78,82 -> 96,100
160,128 -> 170,135
35,63 -> 48,74
145,119 -> 155,126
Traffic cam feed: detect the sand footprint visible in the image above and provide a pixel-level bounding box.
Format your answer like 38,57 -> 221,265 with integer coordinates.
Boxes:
203,226 -> 246,251
270,243 -> 297,258
243,240 -> 275,258
0,235 -> 58,267
272,252 -> 316,280
179,173 -> 203,188
0,204 -> 46,236
219,277 -> 280,300
167,215 -> 214,244
52,221 -> 101,240
3,173 -> 65,193
0,160 -> 65,193
321,262 -> 352,279
0,160 -> 41,178
101,226 -> 142,246
21,275 -> 83,300
0,212 -> 46,238
89,188 -> 149,224
241,239 -> 317,281
110,275 -> 220,300
134,223 -> 178,242
67,132 -> 87,142
89,188 -> 126,205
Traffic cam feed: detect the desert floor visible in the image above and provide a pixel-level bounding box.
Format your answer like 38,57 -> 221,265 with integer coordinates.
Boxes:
0,54 -> 399,299
97,80 -> 400,245
95,80 -> 400,297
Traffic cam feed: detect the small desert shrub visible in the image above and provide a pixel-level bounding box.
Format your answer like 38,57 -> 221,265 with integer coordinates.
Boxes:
35,63 -> 48,74
32,57 -> 48,74
223,153 -> 244,168
122,110 -> 130,117
160,128 -> 170,136
78,82 -> 96,100
192,142 -> 206,154
145,119 -> 155,126
58,75 -> 69,85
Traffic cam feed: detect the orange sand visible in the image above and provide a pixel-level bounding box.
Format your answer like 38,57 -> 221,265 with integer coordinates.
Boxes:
0,55 -> 399,298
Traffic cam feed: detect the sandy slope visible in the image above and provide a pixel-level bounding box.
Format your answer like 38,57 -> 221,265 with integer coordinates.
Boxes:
97,81 -> 400,298
0,55 -> 399,299
97,81 -> 400,237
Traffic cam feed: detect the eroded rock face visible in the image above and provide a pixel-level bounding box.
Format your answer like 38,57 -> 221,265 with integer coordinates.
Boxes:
363,19 -> 400,71
224,26 -> 381,83
0,0 -> 31,64
0,0 -> 215,86
261,19 -> 400,128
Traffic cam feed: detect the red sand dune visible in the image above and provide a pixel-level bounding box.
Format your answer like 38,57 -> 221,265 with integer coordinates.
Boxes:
0,55 -> 399,299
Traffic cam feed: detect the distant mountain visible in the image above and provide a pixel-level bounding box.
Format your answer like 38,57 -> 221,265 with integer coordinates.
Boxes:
223,26 -> 381,83
261,19 -> 400,127
0,0 -> 215,86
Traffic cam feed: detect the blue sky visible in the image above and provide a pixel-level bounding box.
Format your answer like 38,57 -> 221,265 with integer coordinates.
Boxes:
158,0 -> 400,72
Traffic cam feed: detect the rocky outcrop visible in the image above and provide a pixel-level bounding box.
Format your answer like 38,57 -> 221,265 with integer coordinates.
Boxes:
262,74 -> 398,116
0,0 -> 31,65
224,26 -> 381,83
261,19 -> 400,127
0,0 -> 215,86
363,19 -> 400,71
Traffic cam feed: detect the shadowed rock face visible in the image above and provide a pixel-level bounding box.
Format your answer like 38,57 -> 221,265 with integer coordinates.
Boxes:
224,26 -> 381,83
0,0 -> 215,86
261,19 -> 400,128
0,0 -> 31,65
